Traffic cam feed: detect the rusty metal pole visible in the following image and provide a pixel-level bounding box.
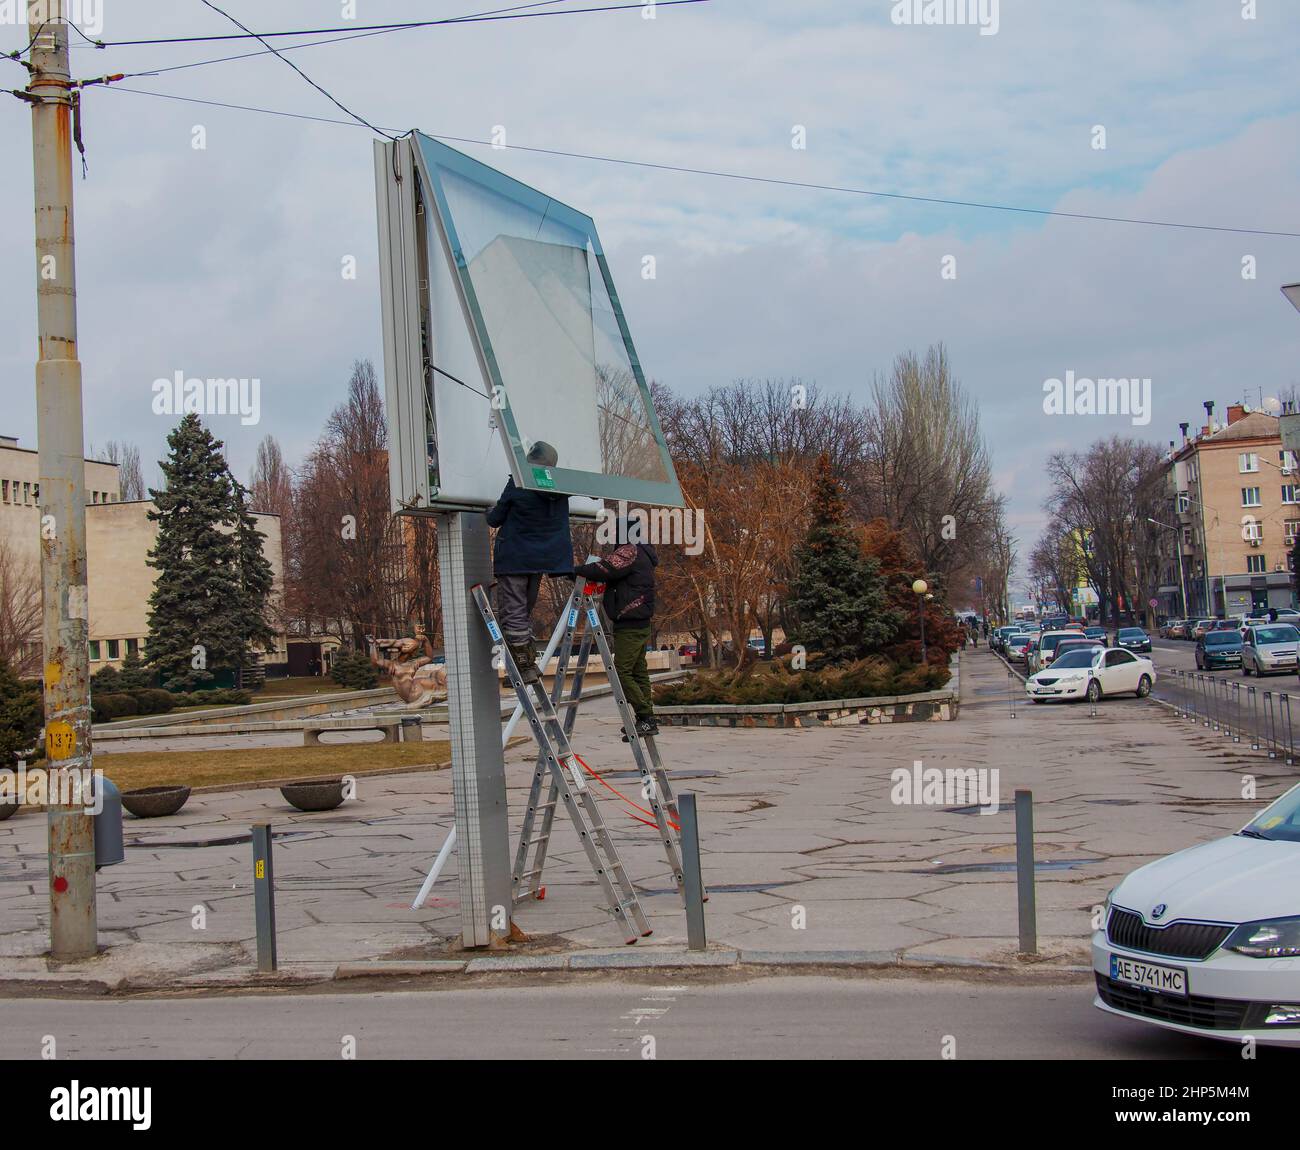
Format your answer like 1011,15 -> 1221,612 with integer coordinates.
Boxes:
29,3 -> 97,960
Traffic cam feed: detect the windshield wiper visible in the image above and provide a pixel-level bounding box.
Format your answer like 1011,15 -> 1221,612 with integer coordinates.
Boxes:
1237,828 -> 1273,841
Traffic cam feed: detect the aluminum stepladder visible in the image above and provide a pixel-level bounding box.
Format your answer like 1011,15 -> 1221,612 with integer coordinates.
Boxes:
510,582 -> 687,912
471,582 -> 651,944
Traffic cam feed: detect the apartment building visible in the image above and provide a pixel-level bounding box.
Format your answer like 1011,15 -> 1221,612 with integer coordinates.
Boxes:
0,435 -> 286,673
1158,404 -> 1298,619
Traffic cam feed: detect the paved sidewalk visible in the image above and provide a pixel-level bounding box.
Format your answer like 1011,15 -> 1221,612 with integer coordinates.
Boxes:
1,651 -> 1290,989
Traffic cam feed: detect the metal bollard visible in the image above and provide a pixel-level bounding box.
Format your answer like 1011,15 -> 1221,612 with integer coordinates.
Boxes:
1264,691 -> 1278,759
1230,682 -> 1241,743
1015,789 -> 1037,956
252,822 -> 277,972
678,793 -> 707,952
1282,694 -> 1295,766
1249,685 -> 1260,750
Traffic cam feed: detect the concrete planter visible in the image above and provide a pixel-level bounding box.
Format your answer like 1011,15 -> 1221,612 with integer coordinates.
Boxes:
280,778 -> 346,812
121,785 -> 192,818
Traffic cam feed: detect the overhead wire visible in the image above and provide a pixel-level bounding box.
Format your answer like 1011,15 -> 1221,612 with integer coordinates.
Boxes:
95,85 -> 1300,240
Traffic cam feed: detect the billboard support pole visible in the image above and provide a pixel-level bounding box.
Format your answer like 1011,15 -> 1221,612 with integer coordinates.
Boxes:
437,512 -> 513,947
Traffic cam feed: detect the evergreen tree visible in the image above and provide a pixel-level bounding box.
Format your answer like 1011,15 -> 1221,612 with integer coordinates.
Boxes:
229,476 -> 278,677
145,416 -> 246,690
788,455 -> 899,664
0,658 -> 42,768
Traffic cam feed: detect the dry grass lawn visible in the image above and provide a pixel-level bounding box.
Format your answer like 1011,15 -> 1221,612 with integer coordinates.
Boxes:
93,741 -> 452,791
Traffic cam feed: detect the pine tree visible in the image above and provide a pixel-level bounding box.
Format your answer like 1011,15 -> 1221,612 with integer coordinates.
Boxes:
229,476 -> 277,678
0,658 -> 42,768
788,455 -> 899,664
145,416 -> 246,690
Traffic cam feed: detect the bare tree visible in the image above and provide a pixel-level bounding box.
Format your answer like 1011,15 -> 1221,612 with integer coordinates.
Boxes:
248,435 -> 293,518
98,440 -> 144,500
863,344 -> 998,587
0,538 -> 41,677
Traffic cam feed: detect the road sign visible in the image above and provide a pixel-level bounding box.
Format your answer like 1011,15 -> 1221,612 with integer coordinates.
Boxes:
1148,598 -> 1159,608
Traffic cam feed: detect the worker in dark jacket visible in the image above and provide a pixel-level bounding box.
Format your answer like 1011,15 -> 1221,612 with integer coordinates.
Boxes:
575,519 -> 659,738
485,442 -> 572,682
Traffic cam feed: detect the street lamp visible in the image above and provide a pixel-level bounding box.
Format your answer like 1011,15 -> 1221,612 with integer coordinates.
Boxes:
1147,518 -> 1188,621
913,579 -> 929,663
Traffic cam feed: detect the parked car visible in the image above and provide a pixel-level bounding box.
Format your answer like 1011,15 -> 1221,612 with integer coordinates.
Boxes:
1027,629 -> 1082,675
1025,646 -> 1155,704
1094,780 -> 1300,1048
677,643 -> 699,659
1241,624 -> 1300,677
1005,634 -> 1035,664
992,625 -> 1019,653
1114,627 -> 1152,654
1190,619 -> 1217,640
1054,637 -> 1104,662
1195,630 -> 1244,670
1084,626 -> 1107,642
1168,619 -> 1193,640
1160,619 -> 1183,639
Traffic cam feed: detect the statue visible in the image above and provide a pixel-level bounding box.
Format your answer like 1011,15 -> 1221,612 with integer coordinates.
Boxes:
367,625 -> 448,708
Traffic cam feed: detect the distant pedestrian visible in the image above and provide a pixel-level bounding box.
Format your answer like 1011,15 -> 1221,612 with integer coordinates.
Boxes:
485,442 -> 573,682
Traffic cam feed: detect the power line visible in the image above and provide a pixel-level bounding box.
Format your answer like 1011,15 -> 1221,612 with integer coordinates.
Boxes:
97,85 -> 1300,240
85,0 -> 712,47
196,0 -> 396,140
114,1 -> 576,80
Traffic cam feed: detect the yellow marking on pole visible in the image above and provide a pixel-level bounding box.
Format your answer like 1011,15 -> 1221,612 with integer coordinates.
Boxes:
46,719 -> 76,760
44,661 -> 62,689
255,859 -> 265,880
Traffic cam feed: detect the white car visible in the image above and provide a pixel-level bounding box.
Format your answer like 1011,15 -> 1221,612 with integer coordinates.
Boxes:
1026,629 -> 1083,675
1094,782 -> 1300,1047
1024,646 -> 1154,703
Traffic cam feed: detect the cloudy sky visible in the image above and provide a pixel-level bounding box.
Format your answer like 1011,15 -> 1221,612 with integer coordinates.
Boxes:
2,0 -> 1298,585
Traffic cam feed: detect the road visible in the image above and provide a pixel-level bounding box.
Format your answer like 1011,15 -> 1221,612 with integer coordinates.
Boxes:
0,975 -> 1266,1060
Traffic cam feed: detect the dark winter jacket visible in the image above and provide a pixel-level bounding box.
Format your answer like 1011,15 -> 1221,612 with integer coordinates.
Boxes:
574,543 -> 658,626
486,478 -> 574,576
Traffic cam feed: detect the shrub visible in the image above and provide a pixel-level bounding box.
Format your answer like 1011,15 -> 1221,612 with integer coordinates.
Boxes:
131,688 -> 177,715
331,650 -> 379,690
91,692 -> 140,722
654,656 -> 951,707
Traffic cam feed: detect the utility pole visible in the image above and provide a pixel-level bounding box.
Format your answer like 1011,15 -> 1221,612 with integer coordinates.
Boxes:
28,2 -> 97,959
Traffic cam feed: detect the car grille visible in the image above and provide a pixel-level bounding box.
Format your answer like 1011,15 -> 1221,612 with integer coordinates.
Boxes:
1107,907 -> 1232,960
1096,974 -> 1259,1031
1035,678 -> 1058,686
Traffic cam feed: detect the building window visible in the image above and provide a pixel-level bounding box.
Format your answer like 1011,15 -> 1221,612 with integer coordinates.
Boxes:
126,638 -> 139,656
106,638 -> 120,660
1283,485 -> 1300,505
22,482 -> 30,504
32,483 -> 38,502
1283,451 -> 1298,473
1287,519 -> 1300,545
88,640 -> 101,661
1244,521 -> 1263,542
1,480 -> 7,502
1242,487 -> 1262,507
1247,554 -> 1267,574
1240,452 -> 1259,473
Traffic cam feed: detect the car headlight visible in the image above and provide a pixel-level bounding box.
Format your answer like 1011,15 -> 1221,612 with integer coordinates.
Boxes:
1225,917 -> 1300,958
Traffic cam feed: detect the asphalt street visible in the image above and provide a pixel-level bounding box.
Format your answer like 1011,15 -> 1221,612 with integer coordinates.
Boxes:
0,975 -> 1274,1060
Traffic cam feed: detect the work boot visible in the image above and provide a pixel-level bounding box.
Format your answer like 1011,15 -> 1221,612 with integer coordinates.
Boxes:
507,640 -> 540,684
